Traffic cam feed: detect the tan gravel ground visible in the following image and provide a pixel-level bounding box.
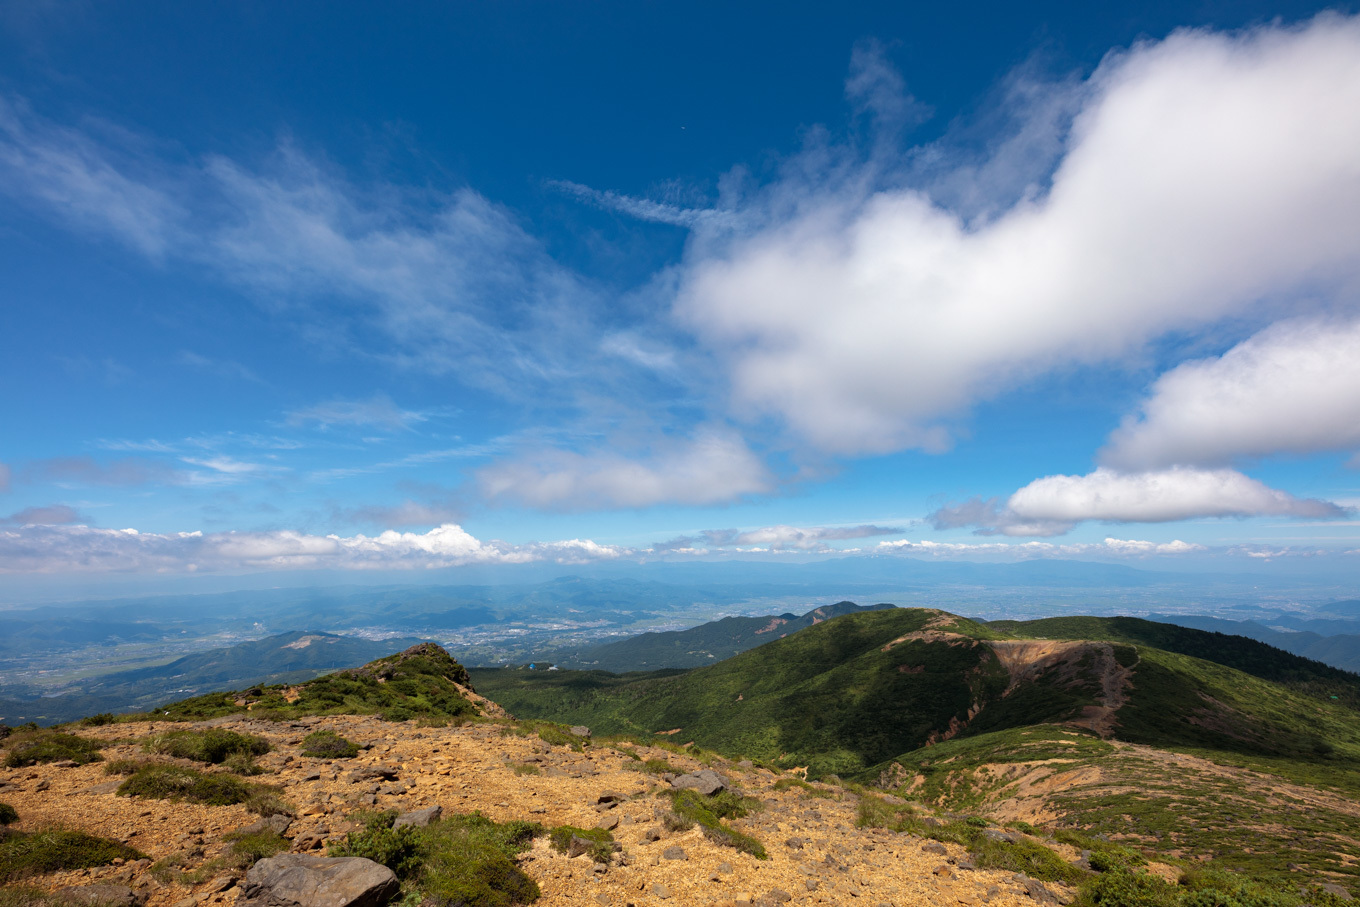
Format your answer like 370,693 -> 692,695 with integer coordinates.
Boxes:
0,716 -> 1071,906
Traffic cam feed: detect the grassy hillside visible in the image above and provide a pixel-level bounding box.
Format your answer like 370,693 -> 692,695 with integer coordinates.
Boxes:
551,601 -> 896,671
990,615 -> 1360,707
478,608 -> 1009,777
130,642 -> 481,724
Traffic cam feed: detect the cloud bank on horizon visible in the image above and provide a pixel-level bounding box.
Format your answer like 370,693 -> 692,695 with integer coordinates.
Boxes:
1,10 -> 1359,577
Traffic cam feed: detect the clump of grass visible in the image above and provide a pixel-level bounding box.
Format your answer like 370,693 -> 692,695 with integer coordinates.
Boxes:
300,730 -> 361,759
661,811 -> 694,833
331,809 -> 543,906
116,764 -> 290,815
144,728 -> 270,764
666,789 -> 766,859
222,752 -> 265,776
548,826 -> 614,863
856,795 -> 1082,885
3,732 -> 103,768
79,714 -> 116,728
508,763 -> 540,776
534,723 -> 584,751
102,758 -> 149,776
0,829 -> 144,883
625,757 -> 678,775
223,828 -> 289,869
772,777 -> 838,799
0,803 -> 17,826
1053,829 -> 1146,872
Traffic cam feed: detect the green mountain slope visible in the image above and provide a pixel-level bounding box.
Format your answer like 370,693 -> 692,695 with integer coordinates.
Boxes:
552,600 -> 897,671
476,608 -> 1360,780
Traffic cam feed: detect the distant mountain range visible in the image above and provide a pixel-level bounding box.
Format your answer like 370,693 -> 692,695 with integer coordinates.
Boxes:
1149,611 -> 1360,673
548,600 -> 896,670
0,630 -> 427,725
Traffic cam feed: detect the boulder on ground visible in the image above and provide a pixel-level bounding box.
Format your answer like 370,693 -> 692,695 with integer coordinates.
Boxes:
670,769 -> 726,796
570,726 -> 591,738
392,805 -> 441,829
241,854 -> 399,907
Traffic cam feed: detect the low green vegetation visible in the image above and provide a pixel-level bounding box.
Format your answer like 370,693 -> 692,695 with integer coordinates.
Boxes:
473,608 -> 1010,778
330,809 -> 543,907
1076,866 -> 1352,907
508,763 -> 540,776
0,829 -> 144,883
2,731 -> 103,768
116,764 -> 289,815
141,643 -> 480,725
666,789 -> 767,859
299,729 -> 360,759
222,828 -> 289,868
0,803 -> 17,826
143,728 -> 271,764
548,826 -> 614,863
855,796 -> 1083,885
771,777 -> 839,799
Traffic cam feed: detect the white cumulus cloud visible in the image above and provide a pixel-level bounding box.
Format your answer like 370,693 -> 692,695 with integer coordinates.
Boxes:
1102,317 -> 1360,470
0,523 -> 633,574
932,467 -> 1345,536
676,15 -> 1360,455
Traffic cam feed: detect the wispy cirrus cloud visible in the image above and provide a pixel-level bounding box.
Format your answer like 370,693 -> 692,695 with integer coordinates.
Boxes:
0,504 -> 83,526
478,430 -> 774,510
877,537 -> 1205,557
286,394 -> 426,432
655,523 -> 902,552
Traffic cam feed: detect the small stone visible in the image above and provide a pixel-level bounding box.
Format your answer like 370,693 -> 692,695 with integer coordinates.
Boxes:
766,889 -> 792,903
662,845 -> 687,861
805,880 -> 819,891
785,836 -> 805,849
643,827 -> 663,842
594,895 -> 610,906
56,886 -> 144,907
933,865 -> 953,879
303,771 -> 322,782
670,769 -> 726,796
922,841 -> 948,855
35,780 -> 50,792
570,726 -> 591,738
596,814 -> 619,831
652,883 -> 671,899
204,875 -> 237,893
597,791 -> 625,804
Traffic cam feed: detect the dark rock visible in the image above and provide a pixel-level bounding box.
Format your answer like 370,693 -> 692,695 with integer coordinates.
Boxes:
241,854 -> 399,907
56,885 -> 145,907
670,769 -> 726,796
644,827 -> 663,842
922,842 -> 948,855
205,875 -> 238,893
662,845 -> 687,861
980,829 -> 1017,844
785,837 -> 805,849
765,890 -> 792,903
920,816 -> 944,828
597,791 -> 625,804
35,780 -> 50,792
348,765 -> 400,782
392,806 -> 441,829
1022,878 -> 1059,904
596,814 -> 619,831
1320,883 -> 1353,901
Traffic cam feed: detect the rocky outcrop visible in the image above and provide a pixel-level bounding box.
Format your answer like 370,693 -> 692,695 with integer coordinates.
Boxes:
240,854 -> 399,907
670,769 -> 726,795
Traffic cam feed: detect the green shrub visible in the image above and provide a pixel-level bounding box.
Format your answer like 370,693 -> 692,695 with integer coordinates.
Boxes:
116,764 -> 289,815
79,714 -> 116,728
0,803 -> 17,826
299,730 -> 360,759
772,777 -> 837,798
535,724 -> 583,751
548,826 -> 614,863
143,729 -> 270,764
222,752 -> 265,776
508,763 -> 540,776
102,758 -> 148,776
0,830 -> 144,882
332,810 -> 543,906
223,829 -> 289,869
667,789 -> 766,859
3,732 -> 103,768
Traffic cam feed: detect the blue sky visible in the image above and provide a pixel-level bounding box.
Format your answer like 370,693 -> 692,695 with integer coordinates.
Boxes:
2,0 -> 1359,582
